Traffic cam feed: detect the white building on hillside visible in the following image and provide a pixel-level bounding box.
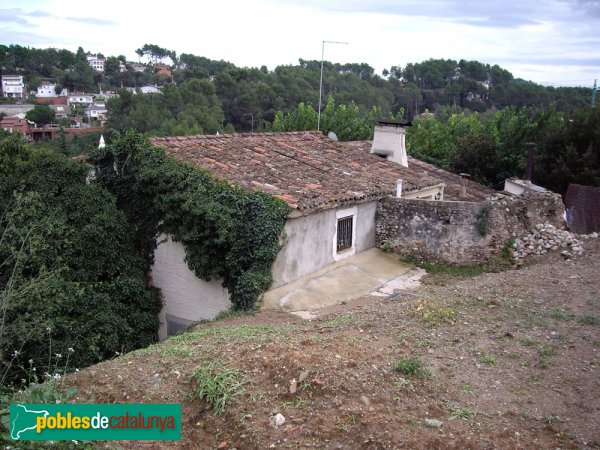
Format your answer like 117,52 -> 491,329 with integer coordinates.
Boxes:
87,55 -> 105,72
2,75 -> 25,98
36,82 -> 68,97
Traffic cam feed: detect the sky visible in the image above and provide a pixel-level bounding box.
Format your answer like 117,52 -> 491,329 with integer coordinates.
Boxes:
1,0 -> 599,87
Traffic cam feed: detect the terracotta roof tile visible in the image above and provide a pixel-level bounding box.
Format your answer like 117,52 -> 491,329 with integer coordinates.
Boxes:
345,140 -> 495,202
150,131 -> 452,216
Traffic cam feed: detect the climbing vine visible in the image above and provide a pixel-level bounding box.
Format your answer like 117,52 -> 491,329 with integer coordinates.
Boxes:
476,201 -> 492,236
91,131 -> 291,310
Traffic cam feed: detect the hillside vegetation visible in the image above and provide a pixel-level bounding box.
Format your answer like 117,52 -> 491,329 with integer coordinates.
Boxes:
1,43 -> 593,133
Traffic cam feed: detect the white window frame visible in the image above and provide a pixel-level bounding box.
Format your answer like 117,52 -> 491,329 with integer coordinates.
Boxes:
332,206 -> 357,261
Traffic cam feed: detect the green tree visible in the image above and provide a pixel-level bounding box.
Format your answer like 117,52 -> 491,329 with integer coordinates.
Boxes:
0,131 -> 160,387
25,104 -> 55,126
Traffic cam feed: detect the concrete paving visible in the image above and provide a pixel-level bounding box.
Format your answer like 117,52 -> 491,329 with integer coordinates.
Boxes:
261,248 -> 424,313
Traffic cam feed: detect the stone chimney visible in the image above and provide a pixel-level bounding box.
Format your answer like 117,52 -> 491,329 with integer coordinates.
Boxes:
370,119 -> 411,167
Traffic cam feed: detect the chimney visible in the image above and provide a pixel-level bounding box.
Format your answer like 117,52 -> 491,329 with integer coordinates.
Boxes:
525,142 -> 537,181
459,173 -> 471,198
396,179 -> 403,198
370,119 -> 411,167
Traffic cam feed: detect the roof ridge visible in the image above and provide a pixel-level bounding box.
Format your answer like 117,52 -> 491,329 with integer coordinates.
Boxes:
152,130 -> 322,142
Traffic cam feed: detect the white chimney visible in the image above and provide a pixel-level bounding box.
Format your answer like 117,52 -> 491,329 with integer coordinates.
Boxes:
396,179 -> 403,198
370,119 -> 410,167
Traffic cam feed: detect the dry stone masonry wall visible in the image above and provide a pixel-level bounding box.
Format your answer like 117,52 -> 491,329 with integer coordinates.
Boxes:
376,191 -> 568,265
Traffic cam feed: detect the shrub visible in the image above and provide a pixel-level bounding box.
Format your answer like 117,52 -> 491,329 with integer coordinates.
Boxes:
0,133 -> 160,386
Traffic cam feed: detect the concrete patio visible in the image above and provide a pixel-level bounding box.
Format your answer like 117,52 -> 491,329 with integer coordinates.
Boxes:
261,248 -> 425,316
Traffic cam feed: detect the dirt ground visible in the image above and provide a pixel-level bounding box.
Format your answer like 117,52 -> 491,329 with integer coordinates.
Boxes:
68,238 -> 600,449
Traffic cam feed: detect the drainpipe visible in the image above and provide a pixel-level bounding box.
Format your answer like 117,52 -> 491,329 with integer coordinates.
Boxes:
396,179 -> 403,198
459,173 -> 470,198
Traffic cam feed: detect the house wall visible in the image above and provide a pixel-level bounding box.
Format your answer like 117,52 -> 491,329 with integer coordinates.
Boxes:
150,235 -> 231,340
150,201 -> 377,338
376,192 -> 565,265
271,201 -> 378,288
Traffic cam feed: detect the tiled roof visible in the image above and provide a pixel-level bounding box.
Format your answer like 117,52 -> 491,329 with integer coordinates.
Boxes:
150,131 -> 445,216
344,140 -> 495,202
406,157 -> 495,201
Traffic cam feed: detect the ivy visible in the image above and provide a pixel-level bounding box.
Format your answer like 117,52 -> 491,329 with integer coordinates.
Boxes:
0,132 -> 161,387
91,131 -> 291,310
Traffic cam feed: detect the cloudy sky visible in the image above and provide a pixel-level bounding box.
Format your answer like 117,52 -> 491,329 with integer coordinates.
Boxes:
1,0 -> 599,87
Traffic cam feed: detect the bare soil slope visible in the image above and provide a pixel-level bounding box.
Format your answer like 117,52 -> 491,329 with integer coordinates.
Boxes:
68,239 -> 600,449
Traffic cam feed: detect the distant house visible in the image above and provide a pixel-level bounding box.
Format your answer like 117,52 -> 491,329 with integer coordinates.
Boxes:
140,85 -> 161,94
1,75 -> 25,99
35,82 -> 68,98
68,93 -> 95,106
148,124 -> 493,338
87,55 -> 105,72
130,62 -> 147,73
49,104 -> 72,119
154,64 -> 172,78
84,102 -> 107,121
0,115 -> 32,141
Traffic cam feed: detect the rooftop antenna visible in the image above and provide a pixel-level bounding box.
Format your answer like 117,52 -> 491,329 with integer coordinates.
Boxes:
317,40 -> 348,131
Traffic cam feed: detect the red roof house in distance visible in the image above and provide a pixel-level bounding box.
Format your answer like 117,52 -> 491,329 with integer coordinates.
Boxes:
154,63 -> 173,79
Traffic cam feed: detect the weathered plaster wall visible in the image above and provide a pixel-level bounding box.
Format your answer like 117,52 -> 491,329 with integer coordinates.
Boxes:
271,201 -> 378,288
150,201 -> 378,338
150,235 -> 231,339
376,192 -> 565,265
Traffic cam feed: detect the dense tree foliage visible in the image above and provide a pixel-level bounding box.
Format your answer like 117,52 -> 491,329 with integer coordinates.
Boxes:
25,104 -> 55,126
0,131 -> 161,386
0,44 -> 594,133
2,44 -> 598,194
106,80 -> 227,136
267,96 -> 401,141
535,108 -> 600,195
405,106 -> 599,194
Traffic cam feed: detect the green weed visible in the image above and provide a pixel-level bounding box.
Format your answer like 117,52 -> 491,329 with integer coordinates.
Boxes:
446,404 -> 477,421
191,361 -> 246,415
578,313 -> 600,325
412,300 -> 457,327
394,356 -> 431,378
473,348 -> 497,366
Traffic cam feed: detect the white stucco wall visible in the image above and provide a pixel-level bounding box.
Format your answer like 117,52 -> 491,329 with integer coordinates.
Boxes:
150,235 -> 231,339
150,201 -> 377,338
271,201 -> 378,288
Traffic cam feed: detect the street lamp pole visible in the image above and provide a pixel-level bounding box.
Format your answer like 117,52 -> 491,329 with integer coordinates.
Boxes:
317,40 -> 348,131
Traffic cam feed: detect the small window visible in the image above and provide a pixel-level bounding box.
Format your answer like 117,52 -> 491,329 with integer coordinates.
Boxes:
337,216 -> 353,252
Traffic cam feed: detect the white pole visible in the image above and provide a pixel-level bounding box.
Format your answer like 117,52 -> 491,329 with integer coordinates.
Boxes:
317,41 -> 325,131
317,40 -> 348,132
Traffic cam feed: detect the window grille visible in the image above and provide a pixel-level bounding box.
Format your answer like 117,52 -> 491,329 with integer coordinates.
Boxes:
337,216 -> 353,252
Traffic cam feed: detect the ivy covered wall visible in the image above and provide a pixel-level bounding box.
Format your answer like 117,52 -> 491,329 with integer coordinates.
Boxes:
92,132 -> 291,311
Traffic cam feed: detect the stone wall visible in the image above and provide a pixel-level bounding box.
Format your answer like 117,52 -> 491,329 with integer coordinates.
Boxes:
376,192 -> 565,265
